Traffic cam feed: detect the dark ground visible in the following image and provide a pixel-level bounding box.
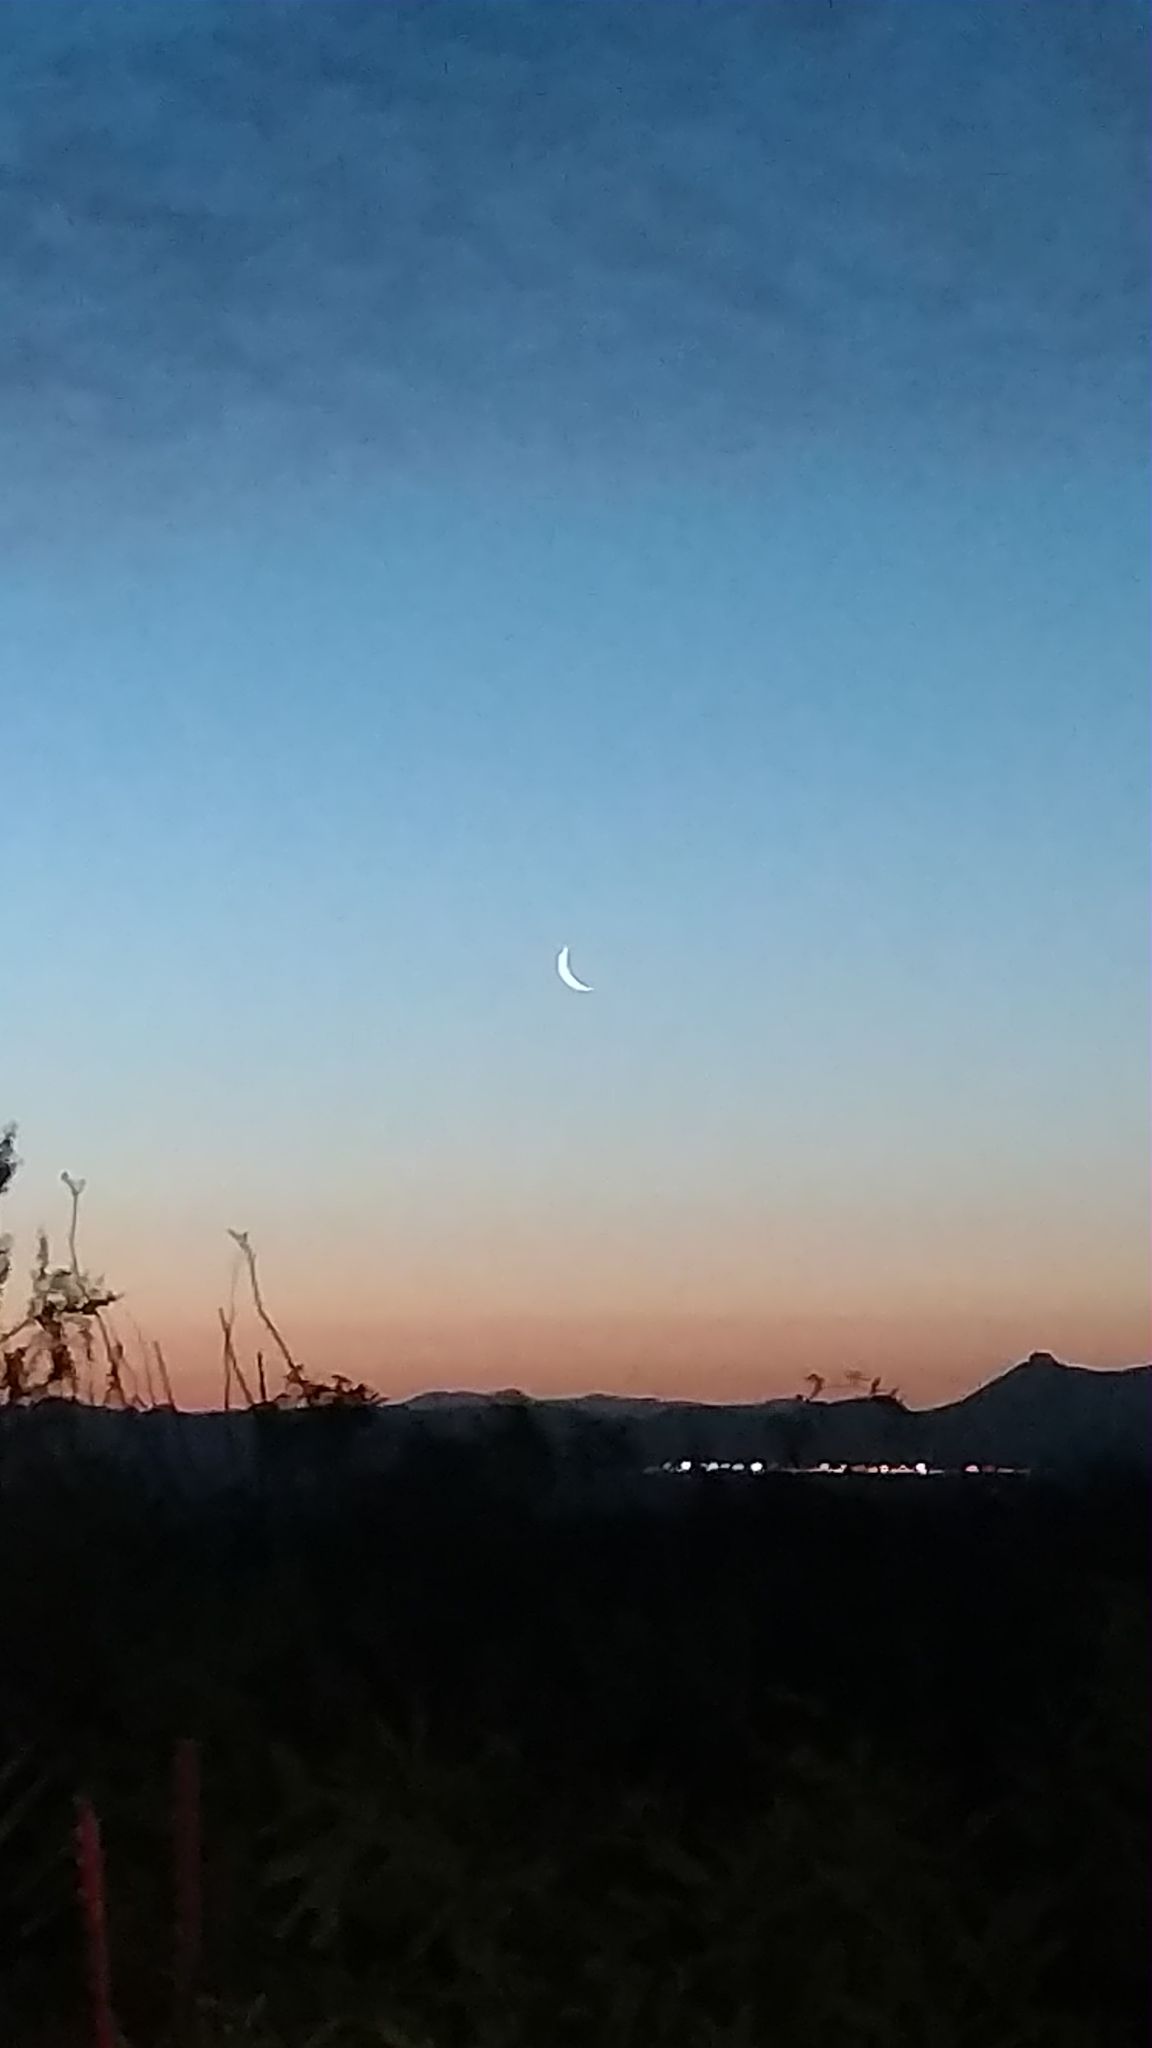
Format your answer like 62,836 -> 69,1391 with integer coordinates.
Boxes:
0,1445 -> 1146,2047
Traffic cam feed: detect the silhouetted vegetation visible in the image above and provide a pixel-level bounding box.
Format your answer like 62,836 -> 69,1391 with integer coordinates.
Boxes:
0,1129 -> 1146,2045
0,1444 -> 1145,2047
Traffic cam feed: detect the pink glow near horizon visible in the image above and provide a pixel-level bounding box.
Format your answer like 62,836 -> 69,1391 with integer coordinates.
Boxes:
119,1305 -> 1149,1412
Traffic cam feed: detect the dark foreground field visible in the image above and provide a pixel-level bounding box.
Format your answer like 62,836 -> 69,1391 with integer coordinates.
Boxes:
0,1453 -> 1146,2048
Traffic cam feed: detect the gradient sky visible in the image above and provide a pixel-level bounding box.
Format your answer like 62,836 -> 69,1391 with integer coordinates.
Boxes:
1,0 -> 1148,1407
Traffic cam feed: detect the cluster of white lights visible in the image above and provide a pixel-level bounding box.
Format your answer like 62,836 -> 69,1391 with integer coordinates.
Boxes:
653,1460 -> 1028,1478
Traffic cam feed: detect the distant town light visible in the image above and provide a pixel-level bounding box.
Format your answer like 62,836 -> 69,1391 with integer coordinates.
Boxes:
652,1456 -> 1029,1484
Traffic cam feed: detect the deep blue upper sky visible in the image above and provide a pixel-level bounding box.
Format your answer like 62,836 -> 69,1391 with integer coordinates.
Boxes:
1,1 -> 1147,1399
1,0 -> 1146,510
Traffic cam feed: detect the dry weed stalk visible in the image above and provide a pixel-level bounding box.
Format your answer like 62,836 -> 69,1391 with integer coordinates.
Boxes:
218,1303 -> 257,1408
62,1172 -> 137,1407
152,1339 -> 177,1407
227,1227 -> 306,1396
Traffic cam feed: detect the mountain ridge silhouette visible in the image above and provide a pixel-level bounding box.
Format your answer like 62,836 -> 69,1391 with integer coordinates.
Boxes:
1,1351 -> 1148,1486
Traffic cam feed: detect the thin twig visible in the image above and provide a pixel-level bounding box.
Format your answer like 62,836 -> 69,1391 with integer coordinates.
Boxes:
128,1317 -> 159,1408
152,1340 -> 177,1408
226,1229 -> 303,1387
60,1171 -> 87,1281
92,1310 -> 135,1407
218,1306 -> 257,1409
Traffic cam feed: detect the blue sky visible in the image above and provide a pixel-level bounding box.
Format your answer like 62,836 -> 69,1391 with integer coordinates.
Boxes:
0,1 -> 1147,1401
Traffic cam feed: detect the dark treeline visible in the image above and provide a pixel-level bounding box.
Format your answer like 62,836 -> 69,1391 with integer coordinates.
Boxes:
0,1438 -> 1146,2047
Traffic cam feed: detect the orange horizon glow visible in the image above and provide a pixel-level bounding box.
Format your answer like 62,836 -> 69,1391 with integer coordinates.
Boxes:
107,1303 -> 1150,1413
4,1169 -> 1147,1414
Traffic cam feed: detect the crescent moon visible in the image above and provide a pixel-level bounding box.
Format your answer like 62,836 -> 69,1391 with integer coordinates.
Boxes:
556,945 -> 593,992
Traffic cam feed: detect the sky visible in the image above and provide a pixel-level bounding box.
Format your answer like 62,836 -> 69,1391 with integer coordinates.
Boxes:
0,0 -> 1148,1408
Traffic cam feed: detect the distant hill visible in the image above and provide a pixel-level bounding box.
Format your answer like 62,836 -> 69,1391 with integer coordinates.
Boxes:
391,1352 -> 1152,1476
0,1352 -> 1147,1492
914,1352 -> 1152,1472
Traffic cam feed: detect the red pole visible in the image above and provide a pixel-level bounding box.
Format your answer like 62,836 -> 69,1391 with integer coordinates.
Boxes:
172,1736 -> 203,2031
74,1795 -> 116,2048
